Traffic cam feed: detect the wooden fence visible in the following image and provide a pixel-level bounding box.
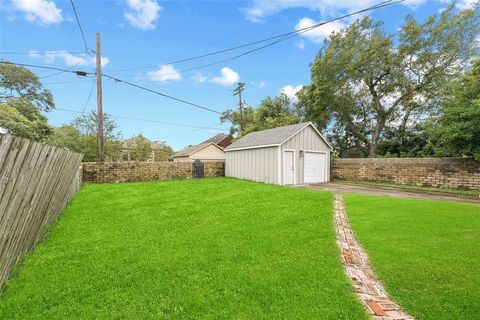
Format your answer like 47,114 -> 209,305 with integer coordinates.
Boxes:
0,134 -> 83,289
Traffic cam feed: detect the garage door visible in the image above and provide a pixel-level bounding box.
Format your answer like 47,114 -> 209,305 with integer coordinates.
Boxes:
304,152 -> 326,183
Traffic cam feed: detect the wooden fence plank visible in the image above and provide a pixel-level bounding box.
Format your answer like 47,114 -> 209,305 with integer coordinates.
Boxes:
0,134 -> 83,288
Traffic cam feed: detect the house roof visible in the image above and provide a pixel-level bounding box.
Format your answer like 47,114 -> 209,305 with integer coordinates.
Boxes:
200,133 -> 228,144
173,142 -> 222,157
225,122 -> 333,151
173,133 -> 230,158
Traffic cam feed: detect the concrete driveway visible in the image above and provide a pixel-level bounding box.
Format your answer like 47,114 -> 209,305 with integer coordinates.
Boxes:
297,182 -> 480,204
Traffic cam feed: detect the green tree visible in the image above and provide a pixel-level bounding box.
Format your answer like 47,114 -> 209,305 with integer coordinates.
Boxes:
0,62 -> 54,141
222,93 -> 299,137
152,141 -> 174,161
428,59 -> 480,160
297,5 -> 479,156
131,135 -> 152,161
48,112 -> 122,161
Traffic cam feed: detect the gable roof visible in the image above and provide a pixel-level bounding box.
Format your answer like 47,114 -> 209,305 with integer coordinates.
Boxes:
201,133 -> 228,144
225,122 -> 332,151
173,142 -> 223,157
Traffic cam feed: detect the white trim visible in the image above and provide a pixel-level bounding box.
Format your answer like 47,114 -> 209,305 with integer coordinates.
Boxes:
225,143 -> 280,152
277,146 -> 282,185
281,122 -> 333,150
283,149 -> 296,185
304,149 -> 327,154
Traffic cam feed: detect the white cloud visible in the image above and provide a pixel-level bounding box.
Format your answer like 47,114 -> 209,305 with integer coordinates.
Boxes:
295,40 -> 306,50
295,17 -> 345,43
146,65 -> 182,83
13,0 -> 63,25
210,67 -> 240,86
28,50 -> 110,67
191,71 -> 208,83
257,80 -> 267,88
281,84 -> 303,102
124,0 -> 162,30
244,0 -> 427,22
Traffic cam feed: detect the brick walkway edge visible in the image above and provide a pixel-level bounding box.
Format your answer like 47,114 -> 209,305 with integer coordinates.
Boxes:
334,194 -> 414,320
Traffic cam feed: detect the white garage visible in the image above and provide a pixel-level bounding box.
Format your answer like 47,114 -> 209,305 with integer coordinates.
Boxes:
225,122 -> 332,185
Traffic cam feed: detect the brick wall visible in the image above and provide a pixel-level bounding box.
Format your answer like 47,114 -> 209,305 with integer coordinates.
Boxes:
81,161 -> 225,183
331,157 -> 480,190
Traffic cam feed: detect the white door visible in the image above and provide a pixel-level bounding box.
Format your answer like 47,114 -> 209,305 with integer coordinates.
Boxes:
283,150 -> 295,185
304,152 -> 326,183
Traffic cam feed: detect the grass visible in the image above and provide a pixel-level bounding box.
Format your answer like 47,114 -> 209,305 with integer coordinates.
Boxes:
336,179 -> 480,197
344,194 -> 480,320
0,178 -> 368,319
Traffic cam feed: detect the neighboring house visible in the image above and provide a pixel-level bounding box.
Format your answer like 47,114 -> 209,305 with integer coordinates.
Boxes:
225,122 -> 332,185
172,134 -> 231,162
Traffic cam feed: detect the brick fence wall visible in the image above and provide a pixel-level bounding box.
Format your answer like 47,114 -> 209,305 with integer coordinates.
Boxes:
331,157 -> 480,190
81,161 -> 225,183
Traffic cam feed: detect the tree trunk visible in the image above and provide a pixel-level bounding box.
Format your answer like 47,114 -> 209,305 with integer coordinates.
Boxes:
370,116 -> 386,155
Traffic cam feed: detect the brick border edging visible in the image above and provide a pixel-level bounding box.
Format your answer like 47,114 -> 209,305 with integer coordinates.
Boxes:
334,194 -> 414,320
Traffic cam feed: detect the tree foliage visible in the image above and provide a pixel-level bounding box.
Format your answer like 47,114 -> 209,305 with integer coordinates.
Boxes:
0,62 -> 54,141
297,5 -> 479,156
222,93 -> 299,137
123,134 -> 174,161
0,62 -> 54,111
48,112 -> 123,161
0,99 -> 52,141
427,59 -> 480,160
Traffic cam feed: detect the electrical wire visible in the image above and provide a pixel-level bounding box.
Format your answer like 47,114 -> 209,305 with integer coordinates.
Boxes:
108,0 -> 404,74
80,78 -> 96,114
0,61 -> 93,76
102,73 -> 223,115
69,0 -> 93,54
53,107 -> 228,130
41,78 -> 94,85
0,51 -> 86,55
38,54 -> 89,79
0,61 -> 223,116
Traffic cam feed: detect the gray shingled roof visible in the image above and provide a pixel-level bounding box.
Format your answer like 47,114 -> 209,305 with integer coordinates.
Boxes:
225,122 -> 313,151
173,142 -> 210,157
201,133 -> 228,144
173,133 -> 227,157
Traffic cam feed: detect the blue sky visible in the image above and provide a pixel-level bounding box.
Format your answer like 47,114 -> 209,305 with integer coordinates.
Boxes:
0,0 -> 472,150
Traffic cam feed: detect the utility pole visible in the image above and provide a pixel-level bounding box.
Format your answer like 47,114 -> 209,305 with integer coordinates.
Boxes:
233,82 -> 245,133
96,33 -> 105,162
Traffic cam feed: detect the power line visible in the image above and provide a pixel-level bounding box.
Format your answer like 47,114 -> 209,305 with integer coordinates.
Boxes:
156,124 -> 225,140
41,78 -> 94,85
38,54 -> 89,79
0,61 -> 223,116
53,107 -> 228,130
108,0 -> 403,74
81,78 -> 96,114
102,73 -> 224,115
0,61 -> 93,76
69,0 -> 92,54
0,51 -> 86,55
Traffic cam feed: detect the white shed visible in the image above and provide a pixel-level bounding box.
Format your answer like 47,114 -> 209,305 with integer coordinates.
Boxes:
225,122 -> 332,185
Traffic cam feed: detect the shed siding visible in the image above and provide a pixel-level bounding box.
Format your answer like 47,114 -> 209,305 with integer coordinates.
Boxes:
281,125 -> 330,184
225,146 -> 279,184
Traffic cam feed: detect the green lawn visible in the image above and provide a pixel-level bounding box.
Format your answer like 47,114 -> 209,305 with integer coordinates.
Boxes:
344,194 -> 480,320
0,178 -> 368,319
336,179 -> 480,197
